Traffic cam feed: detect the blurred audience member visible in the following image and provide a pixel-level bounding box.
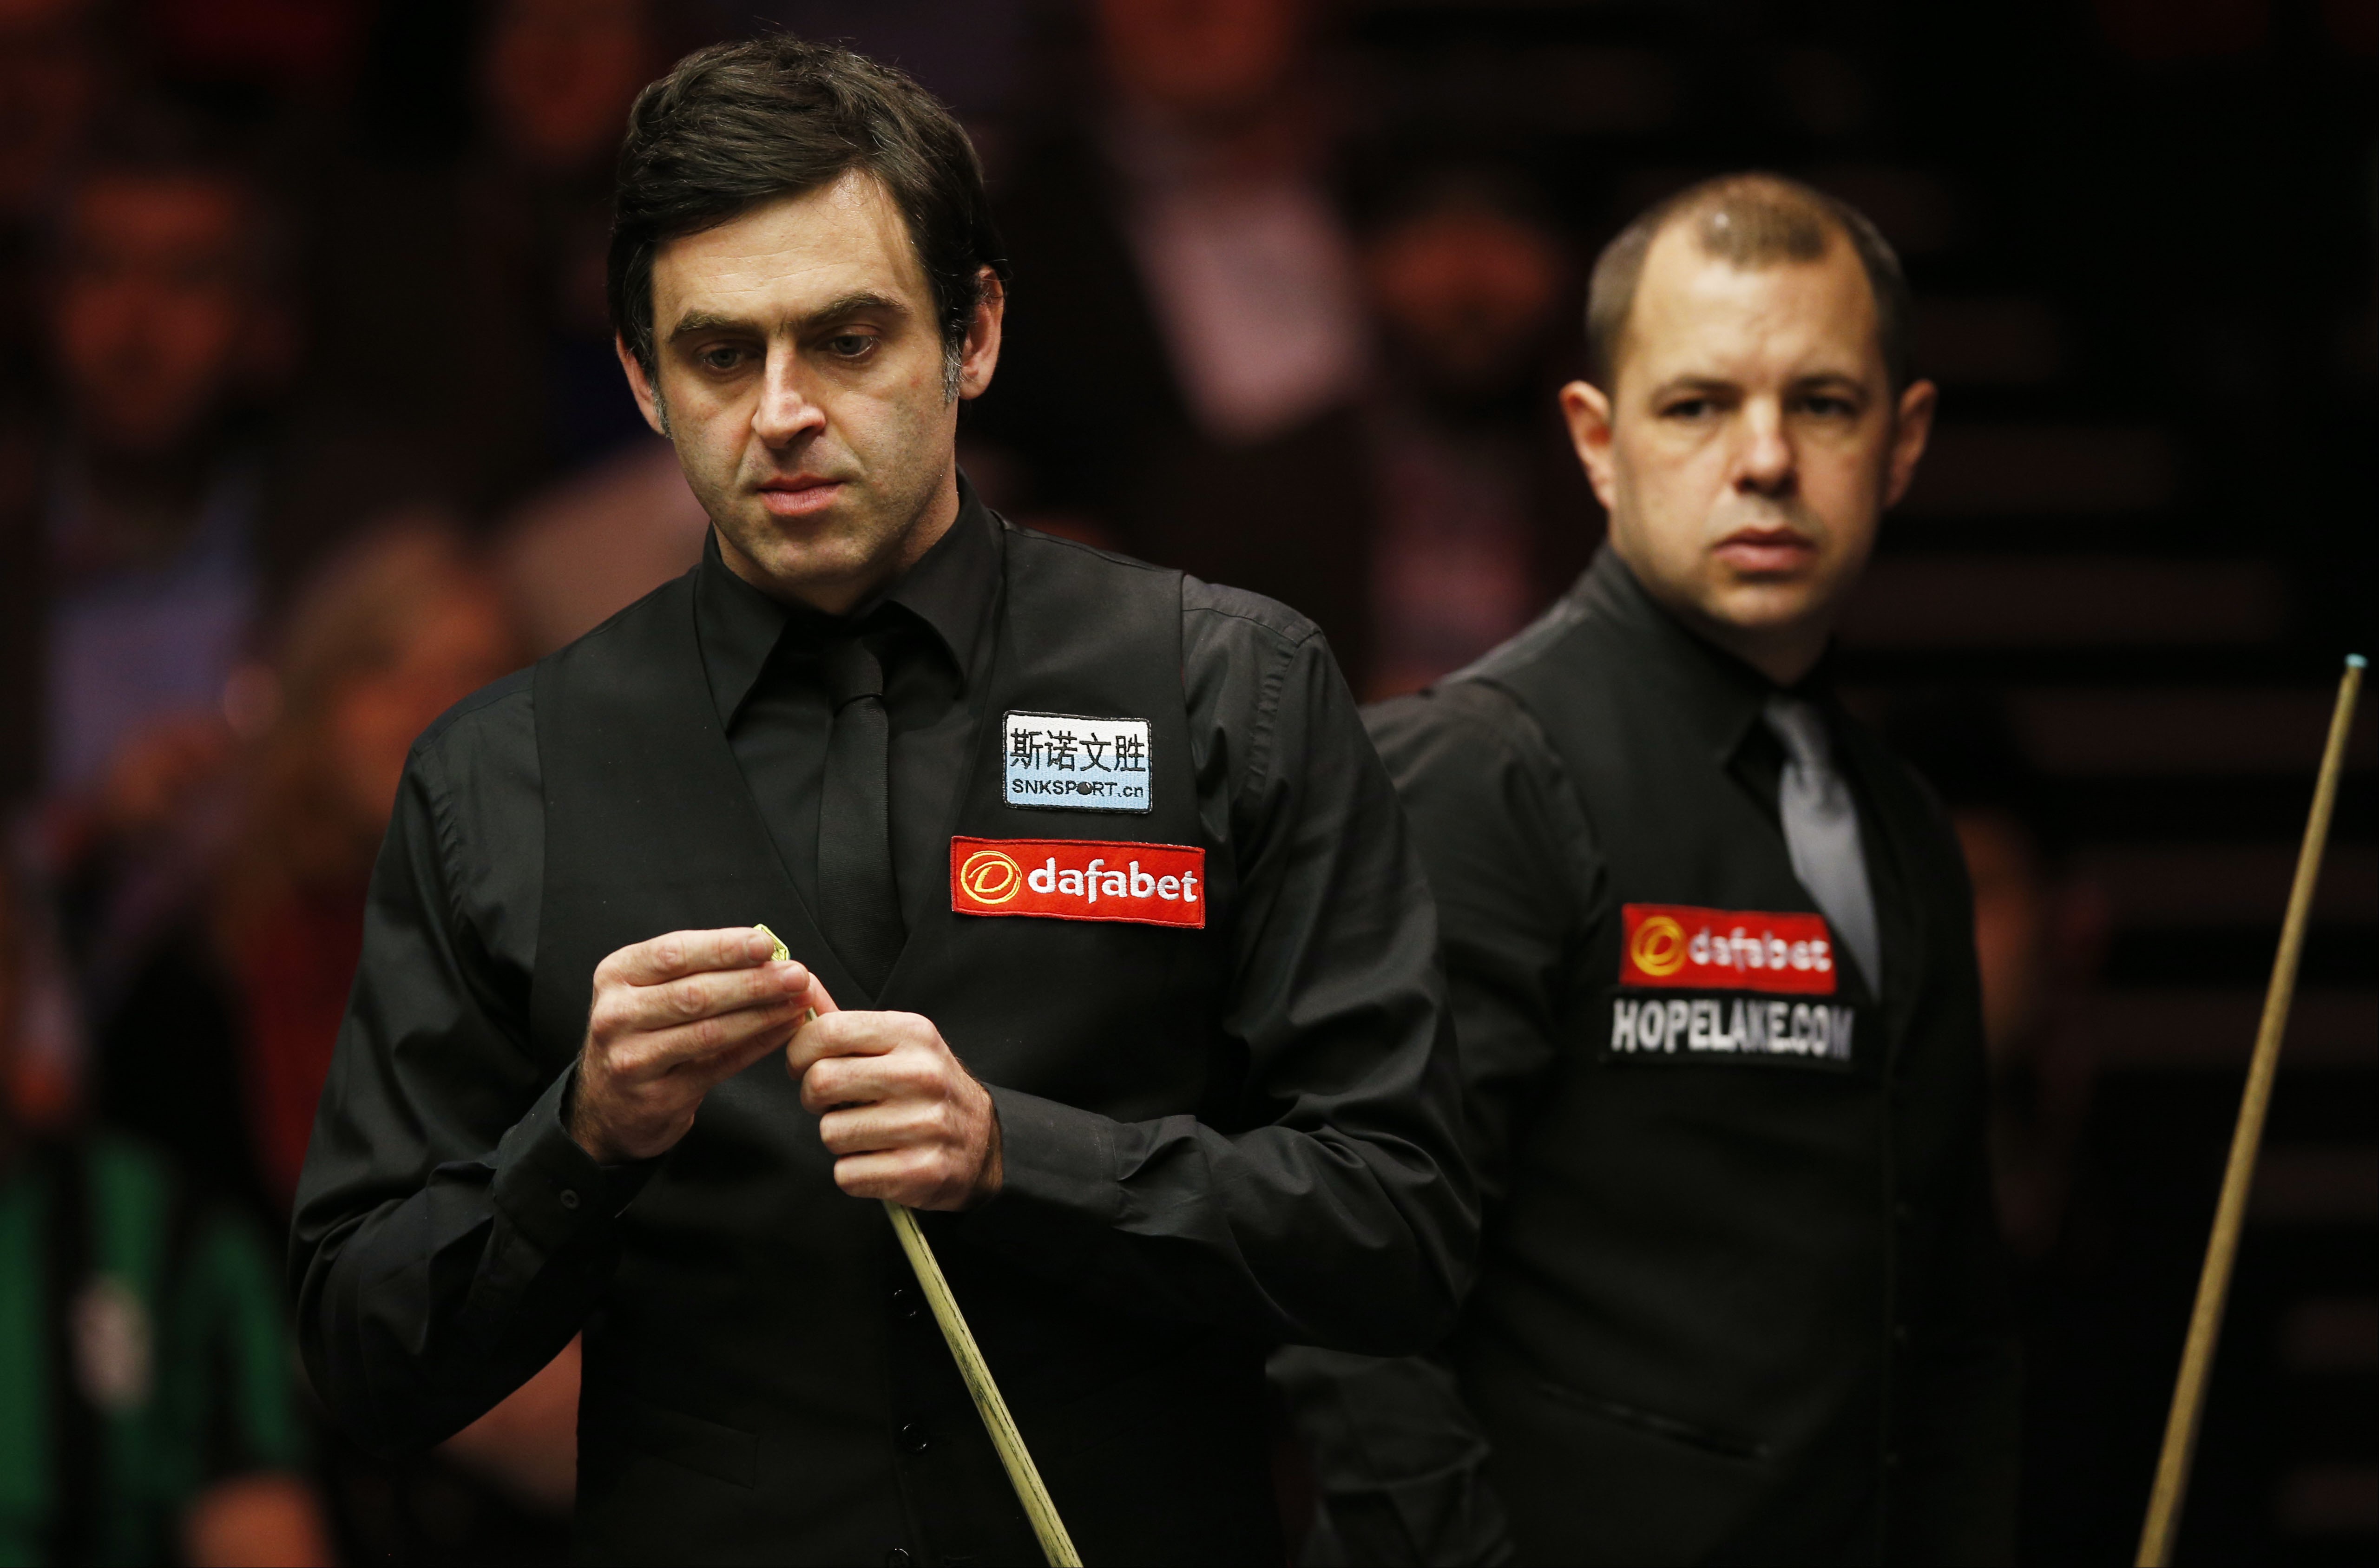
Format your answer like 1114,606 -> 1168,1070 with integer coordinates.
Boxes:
99,520 -> 521,1216
1357,168 -> 1594,697
974,0 -> 1387,680
1087,0 -> 1364,446
0,110 -> 430,841
316,0 -> 670,512
0,854 -> 335,1567
1886,690 -> 2109,1267
496,436 -> 709,656
10,112 -> 287,819
90,518 -> 577,1561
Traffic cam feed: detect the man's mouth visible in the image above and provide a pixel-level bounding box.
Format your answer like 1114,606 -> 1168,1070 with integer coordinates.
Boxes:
756,475 -> 846,517
1712,526 -> 1819,575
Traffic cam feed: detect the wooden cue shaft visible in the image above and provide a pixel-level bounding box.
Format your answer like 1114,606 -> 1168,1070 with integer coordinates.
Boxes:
756,927 -> 1081,1566
884,1200 -> 1083,1568
2134,654 -> 2365,1568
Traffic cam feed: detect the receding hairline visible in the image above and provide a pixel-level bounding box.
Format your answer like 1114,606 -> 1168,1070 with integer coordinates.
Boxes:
1585,172 -> 1912,394
1629,205 -> 1865,352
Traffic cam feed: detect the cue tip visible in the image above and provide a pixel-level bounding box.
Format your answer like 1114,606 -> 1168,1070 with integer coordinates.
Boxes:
2348,654 -> 2366,669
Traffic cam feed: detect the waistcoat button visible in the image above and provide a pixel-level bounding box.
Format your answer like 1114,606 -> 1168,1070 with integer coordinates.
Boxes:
897,1422 -> 930,1456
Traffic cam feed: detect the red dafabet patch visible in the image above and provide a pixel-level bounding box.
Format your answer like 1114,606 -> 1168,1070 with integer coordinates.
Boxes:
949,837 -> 1206,929
1619,904 -> 1838,994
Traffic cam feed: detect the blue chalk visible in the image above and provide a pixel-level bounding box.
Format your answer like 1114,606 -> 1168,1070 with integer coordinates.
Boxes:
2351,654 -> 2368,669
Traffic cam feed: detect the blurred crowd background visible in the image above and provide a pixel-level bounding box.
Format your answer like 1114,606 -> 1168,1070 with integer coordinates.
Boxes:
0,0 -> 2368,1564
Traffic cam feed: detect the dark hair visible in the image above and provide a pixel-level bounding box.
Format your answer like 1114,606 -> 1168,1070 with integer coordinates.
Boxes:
1584,171 -> 1912,393
608,34 -> 1008,388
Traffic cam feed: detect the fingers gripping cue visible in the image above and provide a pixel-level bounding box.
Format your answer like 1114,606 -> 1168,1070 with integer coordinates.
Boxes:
752,926 -> 1082,1568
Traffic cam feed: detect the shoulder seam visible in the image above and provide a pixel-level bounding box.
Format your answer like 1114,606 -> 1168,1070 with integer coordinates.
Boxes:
414,667 -> 532,756
1182,598 -> 1321,653
1005,520 -> 1170,575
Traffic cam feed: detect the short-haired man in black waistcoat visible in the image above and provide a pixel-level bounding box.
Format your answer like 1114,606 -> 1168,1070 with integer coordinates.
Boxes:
290,38 -> 1476,1567
1275,173 -> 2018,1565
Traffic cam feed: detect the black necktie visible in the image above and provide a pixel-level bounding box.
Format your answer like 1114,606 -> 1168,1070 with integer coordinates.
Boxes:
818,634 -> 905,997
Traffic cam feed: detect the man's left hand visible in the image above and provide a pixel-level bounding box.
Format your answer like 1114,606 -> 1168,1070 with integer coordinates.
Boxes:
786,1000 -> 1003,1211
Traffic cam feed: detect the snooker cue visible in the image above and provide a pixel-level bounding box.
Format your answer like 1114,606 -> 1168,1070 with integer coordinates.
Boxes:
2134,654 -> 2365,1568
757,927 -> 1083,1568
882,1197 -> 1082,1568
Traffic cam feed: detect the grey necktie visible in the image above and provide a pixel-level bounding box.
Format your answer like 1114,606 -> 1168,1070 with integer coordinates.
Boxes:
1761,695 -> 1882,994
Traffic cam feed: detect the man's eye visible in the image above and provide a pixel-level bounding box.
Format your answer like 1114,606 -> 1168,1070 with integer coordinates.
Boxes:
1662,398 -> 1716,420
1799,394 -> 1859,418
698,347 -> 747,372
826,334 -> 875,359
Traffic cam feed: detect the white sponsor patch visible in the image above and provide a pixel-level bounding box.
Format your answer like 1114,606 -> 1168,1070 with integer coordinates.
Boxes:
1004,711 -> 1153,813
1606,995 -> 1856,1067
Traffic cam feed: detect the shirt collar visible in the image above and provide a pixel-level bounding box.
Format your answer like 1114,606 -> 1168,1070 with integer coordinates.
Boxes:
695,474 -> 1004,726
1576,544 -> 1837,767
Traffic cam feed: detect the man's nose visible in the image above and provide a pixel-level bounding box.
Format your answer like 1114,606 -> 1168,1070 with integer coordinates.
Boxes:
1733,400 -> 1796,495
752,349 -> 825,447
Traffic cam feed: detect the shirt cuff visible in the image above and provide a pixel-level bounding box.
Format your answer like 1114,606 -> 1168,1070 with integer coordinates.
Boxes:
973,1084 -> 1121,1226
490,1063 -> 658,1254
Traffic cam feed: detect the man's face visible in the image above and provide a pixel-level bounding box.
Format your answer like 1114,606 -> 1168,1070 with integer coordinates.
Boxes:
51,173 -> 262,457
1367,200 -> 1564,405
619,171 -> 1001,614
480,0 -> 651,177
1564,221 -> 1934,676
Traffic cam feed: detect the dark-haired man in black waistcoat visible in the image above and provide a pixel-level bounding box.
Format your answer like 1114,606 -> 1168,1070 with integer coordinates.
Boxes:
289,37 -> 1475,1567
1275,173 -> 2018,1566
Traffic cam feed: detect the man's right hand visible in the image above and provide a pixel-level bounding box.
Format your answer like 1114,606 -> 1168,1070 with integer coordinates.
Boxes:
568,927 -> 821,1164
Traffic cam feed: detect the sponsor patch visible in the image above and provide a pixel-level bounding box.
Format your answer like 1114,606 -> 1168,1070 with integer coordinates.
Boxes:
1620,903 -> 1837,995
1004,711 -> 1152,813
1606,994 -> 1856,1066
950,836 -> 1204,928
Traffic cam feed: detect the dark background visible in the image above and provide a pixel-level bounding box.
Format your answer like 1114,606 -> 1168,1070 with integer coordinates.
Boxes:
0,2 -> 2370,1563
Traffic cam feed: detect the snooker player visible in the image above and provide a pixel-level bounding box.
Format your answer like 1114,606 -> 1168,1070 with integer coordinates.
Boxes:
1275,173 -> 2019,1565
290,37 -> 1475,1567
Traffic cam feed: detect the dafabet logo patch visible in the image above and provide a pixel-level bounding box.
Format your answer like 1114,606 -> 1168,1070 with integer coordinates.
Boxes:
949,837 -> 1205,928
956,847 -> 1026,905
1619,904 -> 1837,995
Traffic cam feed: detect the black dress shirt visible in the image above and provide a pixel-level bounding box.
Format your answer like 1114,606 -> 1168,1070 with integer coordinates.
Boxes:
700,493 -> 999,933
291,487 -> 1473,1561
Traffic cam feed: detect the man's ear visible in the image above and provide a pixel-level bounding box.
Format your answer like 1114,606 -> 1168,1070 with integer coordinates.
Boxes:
956,269 -> 1006,402
616,334 -> 671,439
1560,380 -> 1621,513
1882,377 -> 1938,510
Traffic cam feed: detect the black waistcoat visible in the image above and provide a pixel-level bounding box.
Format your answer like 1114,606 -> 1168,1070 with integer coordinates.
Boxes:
528,526 -> 1277,1566
1451,564 -> 1973,1565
